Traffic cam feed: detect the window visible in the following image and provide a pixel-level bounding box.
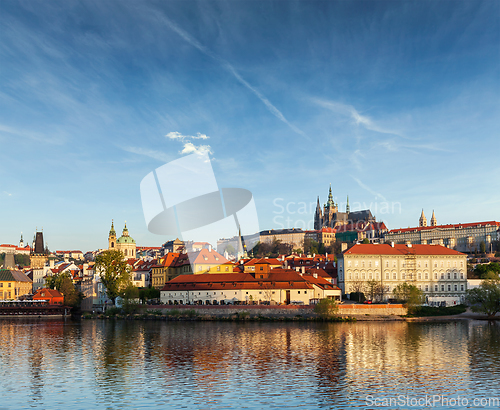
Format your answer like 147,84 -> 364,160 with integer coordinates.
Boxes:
461,273 -> 464,279
425,272 -> 429,280
375,261 -> 379,267
453,272 -> 457,279
441,273 -> 444,280
418,273 -> 422,280
298,291 -> 301,294
386,261 -> 389,268
441,285 -> 445,291
386,272 -> 390,280
447,272 -> 451,279
348,261 -> 352,267
454,285 -> 458,291
434,273 -> 438,280
435,285 -> 438,291
198,266 -> 202,271
362,262 -> 365,268
217,266 -> 220,271
461,285 -> 464,291
8,283 -> 11,288
425,285 -> 429,292
447,285 -> 451,291
0,283 -> 2,288
393,272 -> 397,280
355,261 -> 358,267
393,261 -> 396,268
402,272 -> 406,280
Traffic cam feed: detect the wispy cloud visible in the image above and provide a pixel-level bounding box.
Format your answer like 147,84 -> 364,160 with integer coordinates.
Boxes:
156,14 -> 309,140
180,142 -> 212,156
313,98 -> 405,138
123,146 -> 172,163
166,132 -> 209,140
351,175 -> 387,202
3,191 -> 12,197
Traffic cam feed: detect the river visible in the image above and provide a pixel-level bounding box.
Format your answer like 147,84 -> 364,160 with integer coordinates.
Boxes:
0,319 -> 499,409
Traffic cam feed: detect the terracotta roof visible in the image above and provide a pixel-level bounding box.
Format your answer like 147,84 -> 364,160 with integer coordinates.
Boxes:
388,221 -> 500,234
343,243 -> 465,256
188,248 -> 229,265
34,288 -> 64,298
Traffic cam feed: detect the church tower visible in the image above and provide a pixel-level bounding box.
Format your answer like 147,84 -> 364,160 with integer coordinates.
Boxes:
116,222 -> 136,259
108,220 -> 116,250
346,195 -> 350,214
314,196 -> 323,230
19,233 -> 24,248
419,210 -> 427,227
430,210 -> 437,227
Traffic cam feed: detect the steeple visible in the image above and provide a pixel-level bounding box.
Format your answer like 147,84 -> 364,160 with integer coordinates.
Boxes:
430,210 -> 437,227
419,209 -> 427,227
346,195 -> 350,213
109,220 -> 116,236
314,196 -> 323,230
19,232 -> 24,248
122,221 -> 129,237
108,220 -> 117,249
327,184 -> 334,206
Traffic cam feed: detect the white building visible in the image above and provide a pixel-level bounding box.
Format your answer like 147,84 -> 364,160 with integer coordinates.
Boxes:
338,243 -> 467,306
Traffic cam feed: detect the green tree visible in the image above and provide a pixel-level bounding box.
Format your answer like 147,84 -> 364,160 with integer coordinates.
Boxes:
474,262 -> 500,279
466,273 -> 500,318
393,282 -> 424,308
95,250 -> 131,305
139,287 -> 160,304
45,271 -> 83,307
362,238 -> 370,244
480,241 -> 486,254
314,298 -> 339,318
121,284 -> 140,313
366,279 -> 381,302
225,244 -> 236,255
292,248 -> 303,255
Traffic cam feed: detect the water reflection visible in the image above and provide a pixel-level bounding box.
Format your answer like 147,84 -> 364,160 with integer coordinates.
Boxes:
0,319 -> 499,409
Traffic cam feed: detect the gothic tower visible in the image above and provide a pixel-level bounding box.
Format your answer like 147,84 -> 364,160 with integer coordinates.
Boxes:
314,196 -> 323,230
108,220 -> 116,250
419,210 -> 427,227
430,210 -> 437,227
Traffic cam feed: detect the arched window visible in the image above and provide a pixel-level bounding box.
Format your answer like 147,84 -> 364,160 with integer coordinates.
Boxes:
111,242 -> 114,248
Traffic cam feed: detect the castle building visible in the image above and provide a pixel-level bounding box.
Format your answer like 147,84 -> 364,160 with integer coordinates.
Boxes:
314,185 -> 376,230
108,221 -> 136,259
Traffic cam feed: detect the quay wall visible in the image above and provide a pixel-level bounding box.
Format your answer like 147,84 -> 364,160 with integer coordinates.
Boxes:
144,304 -> 407,317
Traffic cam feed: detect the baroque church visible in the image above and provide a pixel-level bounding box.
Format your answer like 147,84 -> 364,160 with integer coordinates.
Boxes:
314,185 -> 376,230
108,220 -> 136,259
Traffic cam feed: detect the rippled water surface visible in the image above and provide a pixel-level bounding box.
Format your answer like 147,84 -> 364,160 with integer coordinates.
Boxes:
0,319 -> 499,409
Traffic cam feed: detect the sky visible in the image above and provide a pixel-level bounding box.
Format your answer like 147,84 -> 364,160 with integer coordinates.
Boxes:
0,0 -> 499,252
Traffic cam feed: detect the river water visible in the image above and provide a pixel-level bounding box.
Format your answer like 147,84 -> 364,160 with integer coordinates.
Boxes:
0,319 -> 499,409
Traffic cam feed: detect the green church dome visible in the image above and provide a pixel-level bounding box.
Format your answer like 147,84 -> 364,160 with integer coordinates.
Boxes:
117,235 -> 136,244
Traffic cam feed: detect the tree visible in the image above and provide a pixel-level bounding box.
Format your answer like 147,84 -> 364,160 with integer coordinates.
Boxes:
225,244 -> 236,256
314,298 -> 339,318
95,250 -> 131,305
393,283 -> 424,308
121,284 -> 140,313
292,248 -> 303,255
45,271 -> 83,307
139,287 -> 160,304
480,241 -> 486,254
474,262 -> 500,279
362,238 -> 370,244
466,273 -> 500,318
366,280 -> 380,302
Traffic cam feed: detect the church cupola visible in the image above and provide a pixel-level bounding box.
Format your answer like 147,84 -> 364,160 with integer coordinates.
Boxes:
122,222 -> 130,237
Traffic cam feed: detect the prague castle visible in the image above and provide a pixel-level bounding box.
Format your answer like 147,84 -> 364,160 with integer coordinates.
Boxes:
108,221 -> 136,259
314,185 -> 376,230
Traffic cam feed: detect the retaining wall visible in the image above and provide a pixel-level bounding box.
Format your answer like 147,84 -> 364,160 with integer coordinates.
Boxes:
145,304 -> 407,317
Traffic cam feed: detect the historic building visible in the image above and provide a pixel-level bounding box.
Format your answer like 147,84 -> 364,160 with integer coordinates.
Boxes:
0,261 -> 32,300
338,243 -> 468,306
108,221 -> 136,259
160,259 -> 340,305
314,185 -> 376,230
260,229 -> 306,250
419,209 -> 437,227
384,221 -> 500,253
30,231 -> 48,269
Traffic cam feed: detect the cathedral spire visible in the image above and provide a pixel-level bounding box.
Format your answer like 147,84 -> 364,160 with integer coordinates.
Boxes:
327,184 -> 334,206
431,210 -> 437,226
346,195 -> 350,213
109,220 -> 116,237
419,209 -> 427,227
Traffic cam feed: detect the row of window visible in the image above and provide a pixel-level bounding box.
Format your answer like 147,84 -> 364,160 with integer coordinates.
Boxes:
347,260 -> 465,268
347,271 -> 465,281
0,283 -> 12,288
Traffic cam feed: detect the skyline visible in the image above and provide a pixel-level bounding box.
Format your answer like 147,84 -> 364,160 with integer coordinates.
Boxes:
1,1 -> 499,251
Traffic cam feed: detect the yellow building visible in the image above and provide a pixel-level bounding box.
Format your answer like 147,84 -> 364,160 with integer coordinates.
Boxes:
151,253 -> 192,290
190,248 -> 233,274
108,221 -> 136,260
338,243 -> 467,305
0,269 -> 33,300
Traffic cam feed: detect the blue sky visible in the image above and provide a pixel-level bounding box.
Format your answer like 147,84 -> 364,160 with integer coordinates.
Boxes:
0,0 -> 498,252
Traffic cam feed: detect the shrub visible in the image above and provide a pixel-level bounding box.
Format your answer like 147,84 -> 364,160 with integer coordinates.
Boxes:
314,299 -> 339,318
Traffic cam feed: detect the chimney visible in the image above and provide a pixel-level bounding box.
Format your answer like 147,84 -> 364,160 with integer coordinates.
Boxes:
313,273 -> 318,278
391,242 -> 395,248
301,266 -> 305,274
208,244 -> 212,252
407,243 -> 412,248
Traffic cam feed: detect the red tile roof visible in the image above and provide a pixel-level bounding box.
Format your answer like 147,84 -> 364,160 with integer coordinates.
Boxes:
388,221 -> 500,234
188,248 -> 229,265
343,243 -> 465,256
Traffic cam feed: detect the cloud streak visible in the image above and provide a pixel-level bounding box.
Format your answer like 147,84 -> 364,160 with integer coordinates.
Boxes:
313,98 -> 405,138
123,146 -> 172,163
157,14 -> 310,140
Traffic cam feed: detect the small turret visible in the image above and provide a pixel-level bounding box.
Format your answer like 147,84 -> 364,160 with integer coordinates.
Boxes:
419,209 -> 427,227
430,210 -> 437,227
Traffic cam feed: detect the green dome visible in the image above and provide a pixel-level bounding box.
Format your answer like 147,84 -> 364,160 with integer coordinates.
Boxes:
117,235 -> 136,244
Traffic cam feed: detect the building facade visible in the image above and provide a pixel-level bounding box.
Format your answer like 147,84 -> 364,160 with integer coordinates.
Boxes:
338,243 -> 468,306
384,221 -> 500,253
